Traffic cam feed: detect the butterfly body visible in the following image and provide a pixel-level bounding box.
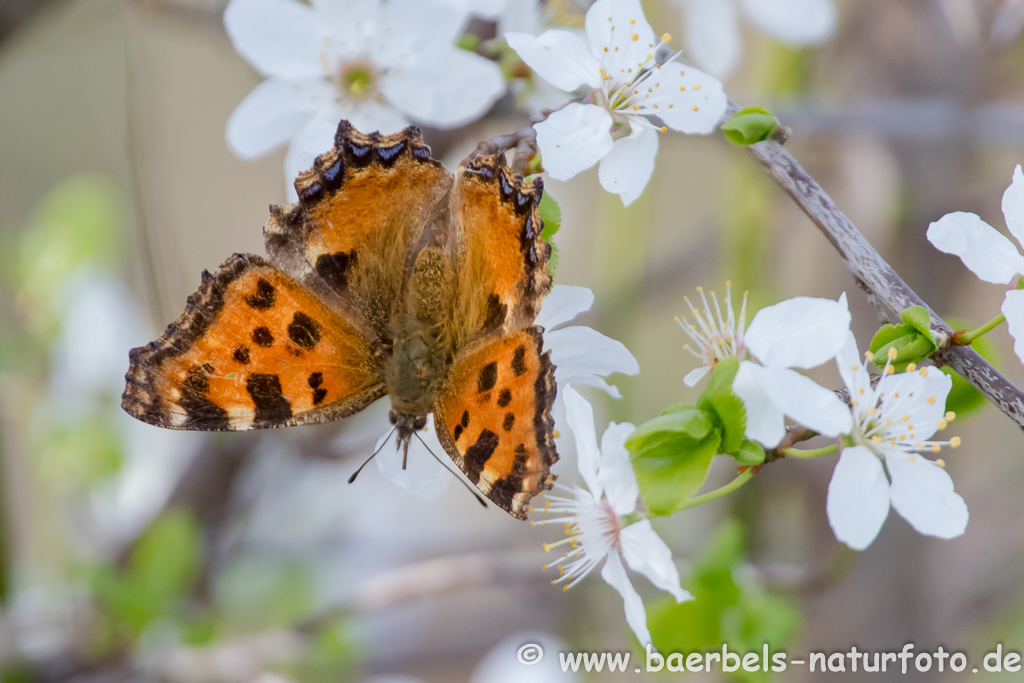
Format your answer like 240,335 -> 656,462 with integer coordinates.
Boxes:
123,121 -> 559,519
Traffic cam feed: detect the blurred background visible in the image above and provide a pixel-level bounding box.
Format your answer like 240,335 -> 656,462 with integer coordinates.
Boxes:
3,0 -> 1024,680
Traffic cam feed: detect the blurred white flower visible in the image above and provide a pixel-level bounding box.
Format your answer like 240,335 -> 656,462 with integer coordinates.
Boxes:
534,386 -> 691,646
927,164 -> 1024,364
825,334 -> 967,550
375,285 -> 637,501
506,0 -> 726,205
470,630 -> 580,682
678,284 -> 853,448
223,0 -> 506,198
673,0 -> 838,79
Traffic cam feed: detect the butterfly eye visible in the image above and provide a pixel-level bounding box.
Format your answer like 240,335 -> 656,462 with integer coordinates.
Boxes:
389,410 -> 399,425
413,415 -> 426,430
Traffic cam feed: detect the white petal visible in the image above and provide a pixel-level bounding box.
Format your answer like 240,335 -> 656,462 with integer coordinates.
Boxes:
745,295 -> 851,369
927,211 -> 1024,285
758,366 -> 853,439
733,360 -> 787,447
835,331 -> 871,397
534,285 -> 594,331
683,366 -> 711,387
534,104 -> 614,180
562,385 -> 603,497
375,0 -> 468,48
680,0 -> 743,79
826,445 -> 891,550
284,112 -> 341,199
598,422 -> 639,515
545,326 -> 639,388
226,78 -> 327,159
886,451 -> 968,539
739,0 -> 837,45
505,30 -> 602,92
875,366 -> 951,441
599,551 -> 652,647
340,99 -> 411,136
586,0 -> 655,70
598,125 -> 659,206
1003,164 -> 1024,248
1003,289 -> 1024,364
380,46 -> 504,129
375,415 -> 452,500
311,0 -> 378,54
560,374 -> 624,399
648,75 -> 727,136
223,0 -> 324,78
620,520 -> 692,604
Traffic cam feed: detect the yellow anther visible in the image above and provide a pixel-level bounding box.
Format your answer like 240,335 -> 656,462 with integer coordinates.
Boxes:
935,458 -> 946,467
542,543 -> 552,552
604,46 -> 608,52
563,585 -> 570,592
661,32 -> 671,42
894,392 -> 900,398
633,105 -> 639,111
693,84 -> 702,91
887,347 -> 898,360
660,126 -> 667,133
679,85 -> 687,91
630,18 -> 636,23
937,419 -> 947,430
553,430 -> 561,438
931,444 -> 941,453
919,367 -> 929,376
542,564 -> 549,570
906,363 -> 917,372
903,414 -> 911,422
850,364 -> 859,371
530,520 -> 536,527
927,396 -> 936,405
886,366 -> 895,375
916,442 -> 925,450
631,32 -> 639,41
872,435 -> 882,444
692,106 -> 699,111
950,436 -> 961,448
908,454 -> 918,462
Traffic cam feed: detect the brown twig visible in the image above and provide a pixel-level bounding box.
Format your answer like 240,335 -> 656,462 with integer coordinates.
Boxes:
724,99 -> 1024,431
469,125 -> 538,175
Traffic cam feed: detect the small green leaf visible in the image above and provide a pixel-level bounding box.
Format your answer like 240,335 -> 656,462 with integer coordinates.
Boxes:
626,406 -> 715,454
538,192 -> 561,276
629,432 -> 719,517
868,321 -> 936,372
697,358 -> 746,456
721,106 -> 778,146
455,33 -> 479,52
733,439 -> 766,466
900,305 -> 932,337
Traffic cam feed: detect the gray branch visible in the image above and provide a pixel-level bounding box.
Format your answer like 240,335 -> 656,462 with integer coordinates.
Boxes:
728,100 -> 1024,431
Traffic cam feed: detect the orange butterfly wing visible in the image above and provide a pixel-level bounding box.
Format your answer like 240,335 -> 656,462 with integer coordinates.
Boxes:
122,253 -> 384,430
433,328 -> 557,519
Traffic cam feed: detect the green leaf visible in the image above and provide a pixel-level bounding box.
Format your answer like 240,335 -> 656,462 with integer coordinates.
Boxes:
733,439 -> 766,466
538,192 -> 561,275
900,305 -> 932,337
868,321 -> 936,372
628,429 -> 719,517
626,406 -> 715,454
697,358 -> 747,456
721,106 -> 778,146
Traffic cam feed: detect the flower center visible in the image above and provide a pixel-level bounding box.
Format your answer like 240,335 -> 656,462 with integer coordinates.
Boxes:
678,283 -> 748,369
337,61 -> 379,101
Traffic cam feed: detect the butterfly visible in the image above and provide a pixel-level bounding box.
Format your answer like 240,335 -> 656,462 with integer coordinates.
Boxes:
122,121 -> 559,519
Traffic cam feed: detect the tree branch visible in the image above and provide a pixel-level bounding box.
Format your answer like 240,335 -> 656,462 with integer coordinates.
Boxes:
727,99 -> 1024,431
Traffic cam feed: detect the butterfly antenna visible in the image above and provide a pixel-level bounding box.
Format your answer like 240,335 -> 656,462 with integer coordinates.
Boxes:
348,427 -> 397,484
413,432 -> 488,509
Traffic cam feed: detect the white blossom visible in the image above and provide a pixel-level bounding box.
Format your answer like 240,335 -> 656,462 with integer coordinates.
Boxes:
825,334 -> 967,550
506,0 -> 726,205
927,164 -> 1024,364
533,386 -> 690,646
223,0 -> 505,199
673,0 -> 838,79
678,284 -> 853,448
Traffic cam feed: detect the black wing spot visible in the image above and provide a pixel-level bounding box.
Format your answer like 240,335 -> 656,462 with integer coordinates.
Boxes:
461,410 -> 470,428
497,388 -> 512,407
252,327 -> 274,347
511,345 -> 527,376
483,293 -> 506,332
377,141 -> 406,166
246,373 -> 292,425
315,251 -> 355,292
308,372 -> 327,405
503,412 -> 515,431
179,364 -> 229,430
453,424 -> 464,441
478,362 -> 498,393
245,278 -> 276,310
233,345 -> 251,365
463,429 -> 499,484
287,311 -> 322,351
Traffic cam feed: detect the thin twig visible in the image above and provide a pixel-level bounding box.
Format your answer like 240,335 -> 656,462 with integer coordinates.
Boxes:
725,99 -> 1024,431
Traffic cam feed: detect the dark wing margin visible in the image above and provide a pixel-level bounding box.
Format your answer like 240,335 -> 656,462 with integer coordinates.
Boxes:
122,253 -> 386,431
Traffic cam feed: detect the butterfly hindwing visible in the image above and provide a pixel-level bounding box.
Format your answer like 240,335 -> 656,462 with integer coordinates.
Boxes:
122,253 -> 385,431
433,327 -> 557,519
264,122 -> 453,337
451,154 -> 552,347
